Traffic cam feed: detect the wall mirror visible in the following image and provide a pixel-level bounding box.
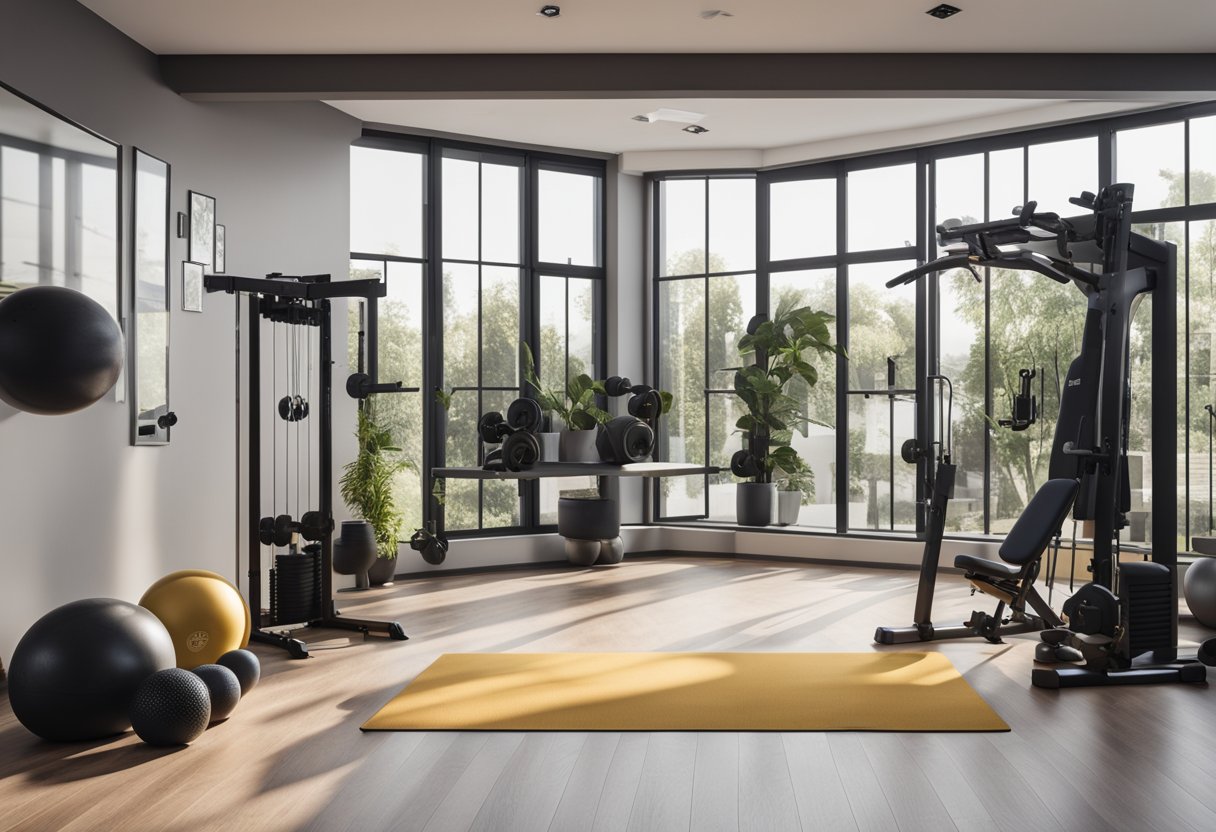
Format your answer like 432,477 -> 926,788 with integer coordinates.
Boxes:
131,148 -> 172,444
0,81 -> 120,323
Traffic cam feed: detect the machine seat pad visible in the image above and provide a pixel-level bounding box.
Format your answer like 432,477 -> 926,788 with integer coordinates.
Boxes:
954,554 -> 1022,579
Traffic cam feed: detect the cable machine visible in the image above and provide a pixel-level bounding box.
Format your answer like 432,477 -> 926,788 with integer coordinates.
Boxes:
205,272 -> 407,659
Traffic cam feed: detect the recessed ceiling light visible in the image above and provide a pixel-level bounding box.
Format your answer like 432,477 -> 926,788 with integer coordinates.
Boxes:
700,10 -> 734,19
926,4 -> 961,19
538,4 -> 561,18
632,108 -> 706,125
683,125 -> 709,135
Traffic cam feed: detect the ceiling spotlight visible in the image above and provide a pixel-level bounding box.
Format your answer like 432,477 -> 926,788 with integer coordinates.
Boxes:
926,4 -> 961,19
700,10 -> 734,19
683,125 -> 709,135
632,108 -> 706,125
538,4 -> 561,18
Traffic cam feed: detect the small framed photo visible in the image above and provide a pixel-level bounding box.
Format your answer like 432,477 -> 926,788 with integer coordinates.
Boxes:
182,261 -> 204,312
215,224 -> 226,273
188,190 -> 216,267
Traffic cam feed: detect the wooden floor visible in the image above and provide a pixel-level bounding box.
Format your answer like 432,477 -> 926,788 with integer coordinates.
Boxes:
2,556 -> 1214,832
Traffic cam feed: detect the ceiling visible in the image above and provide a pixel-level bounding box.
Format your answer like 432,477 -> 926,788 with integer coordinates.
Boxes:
330,97 -> 1152,159
80,0 -> 1216,55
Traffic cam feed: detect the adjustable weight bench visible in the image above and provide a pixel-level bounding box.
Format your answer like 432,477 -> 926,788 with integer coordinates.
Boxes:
951,478 -> 1079,642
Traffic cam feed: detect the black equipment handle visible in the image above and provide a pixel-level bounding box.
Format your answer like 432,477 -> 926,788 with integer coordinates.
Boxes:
998,368 -> 1038,431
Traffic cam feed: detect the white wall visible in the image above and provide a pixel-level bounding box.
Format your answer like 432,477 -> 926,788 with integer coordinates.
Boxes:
0,0 -> 360,665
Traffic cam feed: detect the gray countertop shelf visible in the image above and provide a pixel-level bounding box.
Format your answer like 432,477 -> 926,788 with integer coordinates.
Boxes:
432,462 -> 719,481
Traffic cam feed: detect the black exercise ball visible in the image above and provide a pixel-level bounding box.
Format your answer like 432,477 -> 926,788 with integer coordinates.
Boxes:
191,664 -> 242,722
217,648 -> 261,697
8,598 -> 176,742
0,285 -> 124,415
130,669 -> 212,746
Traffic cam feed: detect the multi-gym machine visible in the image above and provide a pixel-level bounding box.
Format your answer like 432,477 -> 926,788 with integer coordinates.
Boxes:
205,272 -> 407,659
877,184 -> 1205,687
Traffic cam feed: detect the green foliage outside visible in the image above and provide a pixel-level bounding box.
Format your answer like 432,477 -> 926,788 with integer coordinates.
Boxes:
348,267 -> 596,535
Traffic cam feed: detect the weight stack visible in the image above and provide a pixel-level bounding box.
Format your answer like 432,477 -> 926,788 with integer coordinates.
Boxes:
1121,560 -> 1174,658
270,547 -> 322,625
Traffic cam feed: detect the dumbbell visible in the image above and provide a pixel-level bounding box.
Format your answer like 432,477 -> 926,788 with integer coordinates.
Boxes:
478,399 -> 542,472
277,394 -> 309,422
258,511 -> 332,546
258,514 -> 296,547
299,510 -> 333,542
596,416 -> 655,464
409,528 -> 449,565
627,386 -> 663,420
730,450 -> 760,479
603,376 -> 633,398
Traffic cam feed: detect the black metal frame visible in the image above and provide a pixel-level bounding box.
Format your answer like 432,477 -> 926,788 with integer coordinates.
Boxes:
649,100 -> 1216,548
205,273 -> 407,659
350,130 -> 608,541
129,147 -> 172,446
0,79 -> 123,341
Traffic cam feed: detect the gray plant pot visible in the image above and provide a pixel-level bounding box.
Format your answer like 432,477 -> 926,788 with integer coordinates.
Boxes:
777,491 -> 802,526
539,432 -> 561,462
737,482 -> 776,527
560,429 -> 599,463
367,553 -> 398,586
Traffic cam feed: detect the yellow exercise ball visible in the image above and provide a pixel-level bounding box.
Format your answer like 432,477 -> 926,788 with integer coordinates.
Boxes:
139,570 -> 251,669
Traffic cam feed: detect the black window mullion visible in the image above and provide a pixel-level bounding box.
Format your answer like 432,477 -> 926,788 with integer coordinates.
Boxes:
982,152 -> 992,536
703,177 -> 711,518
836,169 -> 849,534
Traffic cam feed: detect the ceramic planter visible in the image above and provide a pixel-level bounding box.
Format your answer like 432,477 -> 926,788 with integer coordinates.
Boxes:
777,491 -> 802,526
559,428 -> 599,462
736,482 -> 776,527
539,432 -> 561,462
367,553 -> 398,586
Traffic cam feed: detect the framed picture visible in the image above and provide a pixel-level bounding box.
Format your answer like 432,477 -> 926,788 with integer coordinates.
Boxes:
182,261 -> 204,313
215,224 -> 226,273
188,190 -> 216,267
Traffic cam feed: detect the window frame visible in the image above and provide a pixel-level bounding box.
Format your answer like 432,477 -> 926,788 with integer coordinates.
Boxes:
351,130 -> 607,540
650,100 -> 1216,550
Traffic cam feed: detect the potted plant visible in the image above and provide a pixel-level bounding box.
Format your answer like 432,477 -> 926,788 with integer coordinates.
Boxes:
339,405 -> 411,586
776,464 -> 814,526
731,300 -> 841,527
523,344 -> 610,462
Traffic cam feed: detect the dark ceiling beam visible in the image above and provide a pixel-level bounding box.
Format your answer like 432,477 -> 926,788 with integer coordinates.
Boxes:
159,53 -> 1216,101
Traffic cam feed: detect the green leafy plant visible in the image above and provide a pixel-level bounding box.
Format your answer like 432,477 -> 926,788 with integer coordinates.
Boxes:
340,406 -> 412,558
523,343 -> 611,430
732,299 -> 843,487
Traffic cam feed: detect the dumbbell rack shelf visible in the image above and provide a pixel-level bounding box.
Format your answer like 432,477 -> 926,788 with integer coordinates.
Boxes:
432,461 -> 717,481
432,462 -> 719,563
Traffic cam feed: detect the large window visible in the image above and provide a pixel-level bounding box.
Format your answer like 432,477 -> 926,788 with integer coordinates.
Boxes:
655,176 -> 756,520
350,135 -> 605,539
653,103 -> 1216,552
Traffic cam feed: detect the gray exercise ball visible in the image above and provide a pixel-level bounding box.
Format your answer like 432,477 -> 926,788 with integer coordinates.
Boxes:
217,648 -> 261,697
8,598 -> 176,741
192,664 -> 243,723
1184,557 -> 1216,628
0,285 -> 124,415
130,669 -> 212,746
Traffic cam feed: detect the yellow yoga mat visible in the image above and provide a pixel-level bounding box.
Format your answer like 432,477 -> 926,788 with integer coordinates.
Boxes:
362,652 -> 1008,733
